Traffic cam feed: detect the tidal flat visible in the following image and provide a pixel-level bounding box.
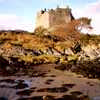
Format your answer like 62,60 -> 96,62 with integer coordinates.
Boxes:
0,64 -> 100,100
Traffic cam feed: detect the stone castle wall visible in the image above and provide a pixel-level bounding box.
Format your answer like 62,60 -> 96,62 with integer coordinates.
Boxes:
36,11 -> 50,28
36,7 -> 74,29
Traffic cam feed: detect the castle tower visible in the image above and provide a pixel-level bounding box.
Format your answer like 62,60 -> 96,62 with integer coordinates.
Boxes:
35,6 -> 74,29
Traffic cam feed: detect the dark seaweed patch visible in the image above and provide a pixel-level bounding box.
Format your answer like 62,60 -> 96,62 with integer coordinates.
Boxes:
50,75 -> 56,77
0,97 -> 8,100
79,95 -> 90,100
30,87 -> 36,90
18,95 -> 55,100
0,79 -> 15,84
37,87 -> 68,93
70,91 -> 83,96
0,85 -> 12,88
47,79 -> 54,82
16,89 -> 34,96
55,65 -> 66,71
32,72 -> 46,77
86,82 -> 94,86
13,81 -> 28,89
17,96 -> 43,100
62,84 -> 75,88
45,81 -> 51,85
45,79 -> 54,85
56,95 -> 79,100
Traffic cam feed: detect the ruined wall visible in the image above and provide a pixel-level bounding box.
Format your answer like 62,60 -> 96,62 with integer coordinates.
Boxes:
49,8 -> 73,27
35,7 -> 74,29
36,11 -> 50,28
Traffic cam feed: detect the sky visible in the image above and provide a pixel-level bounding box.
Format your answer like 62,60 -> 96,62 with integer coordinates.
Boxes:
0,0 -> 100,34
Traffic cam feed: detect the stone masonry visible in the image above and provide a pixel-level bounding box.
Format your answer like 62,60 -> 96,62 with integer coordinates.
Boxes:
36,6 -> 74,29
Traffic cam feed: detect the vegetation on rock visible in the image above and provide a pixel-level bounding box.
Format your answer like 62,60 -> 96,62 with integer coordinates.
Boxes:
0,16 -> 100,78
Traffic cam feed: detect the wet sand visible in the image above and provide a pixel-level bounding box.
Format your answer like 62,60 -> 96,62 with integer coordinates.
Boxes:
0,64 -> 100,100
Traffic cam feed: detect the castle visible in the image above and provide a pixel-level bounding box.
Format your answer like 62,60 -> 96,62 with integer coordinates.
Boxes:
36,6 -> 74,29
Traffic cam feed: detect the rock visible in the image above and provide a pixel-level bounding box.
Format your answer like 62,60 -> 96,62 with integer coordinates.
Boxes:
43,95 -> 54,100
0,56 -> 16,74
73,42 -> 82,54
65,48 -> 74,55
82,45 -> 100,60
0,56 -> 9,68
92,96 -> 100,100
79,95 -> 91,100
55,64 -> 66,71
0,97 -> 8,100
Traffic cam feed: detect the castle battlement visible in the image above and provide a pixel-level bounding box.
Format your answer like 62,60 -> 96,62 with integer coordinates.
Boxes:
36,6 -> 74,29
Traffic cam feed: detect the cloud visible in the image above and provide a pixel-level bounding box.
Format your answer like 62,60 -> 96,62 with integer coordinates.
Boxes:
73,0 -> 100,34
86,1 -> 100,13
0,14 -> 20,30
0,14 -> 20,24
0,14 -> 34,32
0,0 -> 99,33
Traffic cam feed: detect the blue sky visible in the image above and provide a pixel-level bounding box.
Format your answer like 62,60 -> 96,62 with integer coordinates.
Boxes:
0,0 -> 100,34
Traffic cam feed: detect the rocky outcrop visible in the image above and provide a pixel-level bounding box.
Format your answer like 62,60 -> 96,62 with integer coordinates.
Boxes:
0,56 -> 16,74
82,45 -> 100,59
